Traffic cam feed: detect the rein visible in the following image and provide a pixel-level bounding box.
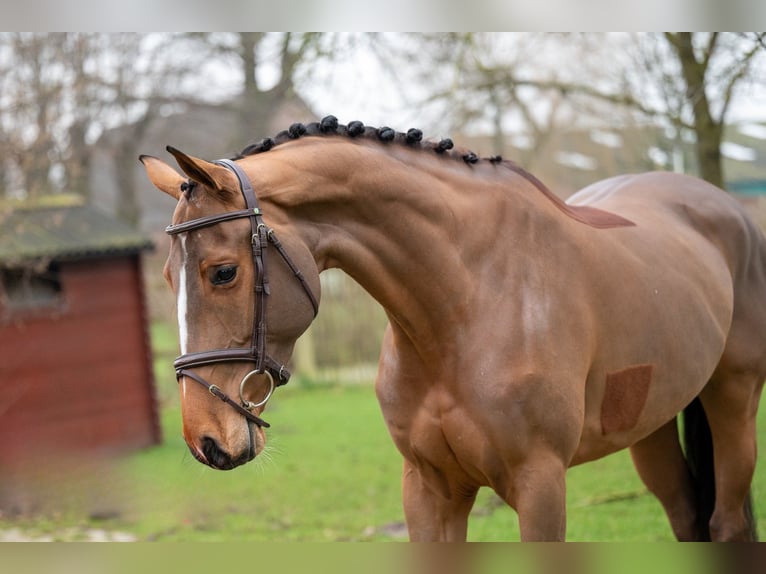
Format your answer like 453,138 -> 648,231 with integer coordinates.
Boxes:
165,159 -> 319,428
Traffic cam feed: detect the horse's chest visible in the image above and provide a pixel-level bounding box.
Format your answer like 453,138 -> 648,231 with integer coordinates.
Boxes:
381,391 -> 488,490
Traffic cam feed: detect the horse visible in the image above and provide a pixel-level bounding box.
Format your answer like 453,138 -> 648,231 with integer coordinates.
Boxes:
140,116 -> 766,541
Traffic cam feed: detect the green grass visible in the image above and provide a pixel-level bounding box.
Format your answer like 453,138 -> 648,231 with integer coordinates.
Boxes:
1,321 -> 765,542
119,384 -> 405,541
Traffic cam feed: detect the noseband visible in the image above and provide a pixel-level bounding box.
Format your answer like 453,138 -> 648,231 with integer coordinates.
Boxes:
165,159 -> 319,428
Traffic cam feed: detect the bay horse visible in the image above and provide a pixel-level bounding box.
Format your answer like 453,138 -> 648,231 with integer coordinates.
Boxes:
141,116 -> 766,541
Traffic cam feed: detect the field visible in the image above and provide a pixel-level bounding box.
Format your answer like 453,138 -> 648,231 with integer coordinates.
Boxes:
1,321 -> 765,542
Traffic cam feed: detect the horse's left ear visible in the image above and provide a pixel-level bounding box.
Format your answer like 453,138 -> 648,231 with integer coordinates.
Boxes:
139,154 -> 185,199
166,146 -> 239,199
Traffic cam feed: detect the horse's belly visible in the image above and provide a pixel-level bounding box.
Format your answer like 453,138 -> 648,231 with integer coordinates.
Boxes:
572,229 -> 734,464
572,364 -> 715,465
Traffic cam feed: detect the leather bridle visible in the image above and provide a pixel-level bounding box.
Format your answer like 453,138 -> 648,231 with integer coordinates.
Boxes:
165,159 -> 319,428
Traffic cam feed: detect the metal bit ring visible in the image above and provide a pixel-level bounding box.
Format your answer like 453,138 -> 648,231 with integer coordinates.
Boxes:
239,370 -> 275,410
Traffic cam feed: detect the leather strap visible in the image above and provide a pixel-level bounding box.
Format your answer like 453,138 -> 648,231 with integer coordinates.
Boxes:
165,208 -> 260,236
268,230 -> 320,315
178,369 -> 271,428
215,159 -> 268,374
173,349 -> 289,383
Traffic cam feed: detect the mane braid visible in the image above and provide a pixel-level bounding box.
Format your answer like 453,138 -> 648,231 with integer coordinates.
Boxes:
230,115 -> 636,229
232,115 -> 547,195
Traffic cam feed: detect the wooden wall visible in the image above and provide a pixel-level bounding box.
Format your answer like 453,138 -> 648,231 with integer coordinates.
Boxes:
0,255 -> 160,465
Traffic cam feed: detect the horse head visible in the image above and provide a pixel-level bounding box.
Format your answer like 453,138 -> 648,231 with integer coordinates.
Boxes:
141,148 -> 319,470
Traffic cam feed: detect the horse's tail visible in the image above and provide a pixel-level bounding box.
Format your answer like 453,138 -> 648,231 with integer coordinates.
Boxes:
682,397 -> 715,540
682,397 -> 758,541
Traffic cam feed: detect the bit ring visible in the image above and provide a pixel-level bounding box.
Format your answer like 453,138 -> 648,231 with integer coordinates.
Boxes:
239,370 -> 275,410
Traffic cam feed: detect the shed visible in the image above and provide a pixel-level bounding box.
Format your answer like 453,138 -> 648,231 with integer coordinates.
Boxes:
0,199 -> 161,468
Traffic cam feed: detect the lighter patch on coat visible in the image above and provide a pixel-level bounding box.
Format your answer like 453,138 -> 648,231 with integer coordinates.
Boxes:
520,280 -> 551,337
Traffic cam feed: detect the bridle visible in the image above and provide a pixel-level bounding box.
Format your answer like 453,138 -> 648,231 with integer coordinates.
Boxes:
165,159 -> 319,429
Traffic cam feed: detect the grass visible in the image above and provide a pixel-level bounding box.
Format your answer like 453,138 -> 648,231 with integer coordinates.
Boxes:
2,321 -> 765,542
119,384 -> 405,542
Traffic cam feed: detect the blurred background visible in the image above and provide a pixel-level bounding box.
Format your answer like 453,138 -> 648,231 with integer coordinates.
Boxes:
1,32 -> 766,541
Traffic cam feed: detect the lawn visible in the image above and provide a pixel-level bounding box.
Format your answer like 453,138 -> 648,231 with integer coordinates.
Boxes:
2,322 -> 765,542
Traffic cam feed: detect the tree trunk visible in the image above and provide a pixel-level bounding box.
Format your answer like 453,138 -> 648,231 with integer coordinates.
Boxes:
115,112 -> 154,227
115,140 -> 141,227
694,121 -> 724,189
67,121 -> 91,198
669,33 -> 726,189
233,33 -> 301,147
236,33 -> 271,145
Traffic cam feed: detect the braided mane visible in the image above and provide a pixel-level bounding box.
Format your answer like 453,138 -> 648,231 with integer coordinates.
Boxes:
234,115 -> 550,192
234,115 -> 503,166
233,115 -> 634,229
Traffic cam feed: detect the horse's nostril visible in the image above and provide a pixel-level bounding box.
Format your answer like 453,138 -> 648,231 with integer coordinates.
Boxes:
200,436 -> 234,470
198,435 -> 252,470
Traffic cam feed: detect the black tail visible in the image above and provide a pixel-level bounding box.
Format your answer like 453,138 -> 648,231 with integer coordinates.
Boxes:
682,397 -> 715,541
682,397 -> 758,541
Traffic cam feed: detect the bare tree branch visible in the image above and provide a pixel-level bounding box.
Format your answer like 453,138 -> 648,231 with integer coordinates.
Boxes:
717,35 -> 766,122
702,32 -> 719,71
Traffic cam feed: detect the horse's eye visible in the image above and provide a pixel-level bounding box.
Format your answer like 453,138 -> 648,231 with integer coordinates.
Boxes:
210,265 -> 237,286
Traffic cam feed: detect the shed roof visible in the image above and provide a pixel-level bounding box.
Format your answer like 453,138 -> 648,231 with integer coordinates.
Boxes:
0,201 -> 153,266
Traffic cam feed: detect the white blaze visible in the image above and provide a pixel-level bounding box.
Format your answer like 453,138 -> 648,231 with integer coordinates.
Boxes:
177,235 -> 190,355
177,235 -> 190,399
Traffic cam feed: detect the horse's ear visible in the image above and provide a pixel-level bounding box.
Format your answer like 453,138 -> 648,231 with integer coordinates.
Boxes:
165,146 -> 239,199
139,154 -> 186,199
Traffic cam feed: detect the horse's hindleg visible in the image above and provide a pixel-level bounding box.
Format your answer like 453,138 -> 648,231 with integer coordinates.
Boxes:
699,373 -> 763,541
401,458 -> 478,541
629,417 -> 701,540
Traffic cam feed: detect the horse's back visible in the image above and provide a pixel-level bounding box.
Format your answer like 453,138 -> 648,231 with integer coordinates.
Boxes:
571,173 -> 756,277
570,172 -> 752,240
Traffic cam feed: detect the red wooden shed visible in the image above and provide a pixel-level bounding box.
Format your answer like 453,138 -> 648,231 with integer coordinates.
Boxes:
0,200 -> 161,470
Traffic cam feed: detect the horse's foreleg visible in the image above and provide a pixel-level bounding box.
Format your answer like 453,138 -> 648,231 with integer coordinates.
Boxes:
401,458 -> 478,542
503,450 -> 568,541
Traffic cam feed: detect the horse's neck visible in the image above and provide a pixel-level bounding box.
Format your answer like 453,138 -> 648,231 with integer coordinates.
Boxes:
256,139 -> 568,354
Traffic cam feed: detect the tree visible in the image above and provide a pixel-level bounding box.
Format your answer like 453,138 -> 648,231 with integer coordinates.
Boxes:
0,33 -> 325,223
0,33 -> 67,200
0,33 -> 200,216
659,33 -> 765,188
184,33 -> 326,147
394,33 -> 609,170
98,33 -> 202,226
416,33 -> 766,189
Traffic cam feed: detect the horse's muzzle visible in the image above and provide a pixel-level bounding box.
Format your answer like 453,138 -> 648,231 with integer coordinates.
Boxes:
190,435 -> 256,471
